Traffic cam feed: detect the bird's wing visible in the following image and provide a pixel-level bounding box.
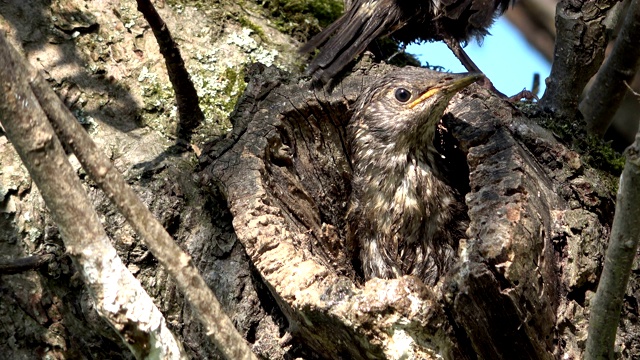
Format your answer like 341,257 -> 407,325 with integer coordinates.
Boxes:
299,6 -> 352,55
300,0 -> 406,84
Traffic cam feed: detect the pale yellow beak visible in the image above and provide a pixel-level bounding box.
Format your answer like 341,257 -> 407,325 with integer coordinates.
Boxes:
408,73 -> 484,109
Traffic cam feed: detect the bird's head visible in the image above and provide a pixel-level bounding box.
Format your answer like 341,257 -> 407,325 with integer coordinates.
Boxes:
349,68 -> 483,160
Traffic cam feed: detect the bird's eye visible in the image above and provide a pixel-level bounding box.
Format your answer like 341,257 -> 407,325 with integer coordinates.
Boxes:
394,88 -> 412,102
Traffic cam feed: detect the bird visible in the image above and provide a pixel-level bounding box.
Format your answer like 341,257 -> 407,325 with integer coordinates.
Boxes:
346,67 -> 482,284
300,0 -> 511,85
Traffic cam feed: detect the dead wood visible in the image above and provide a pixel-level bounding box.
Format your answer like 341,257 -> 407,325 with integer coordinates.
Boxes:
200,61 -> 637,359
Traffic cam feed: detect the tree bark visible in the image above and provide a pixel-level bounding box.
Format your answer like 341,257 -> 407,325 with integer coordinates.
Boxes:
540,0 -> 618,119
199,60 -> 633,359
1,0 -> 640,359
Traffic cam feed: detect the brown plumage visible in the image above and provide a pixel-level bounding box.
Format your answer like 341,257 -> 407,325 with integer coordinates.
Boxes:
347,67 -> 482,284
300,0 -> 511,84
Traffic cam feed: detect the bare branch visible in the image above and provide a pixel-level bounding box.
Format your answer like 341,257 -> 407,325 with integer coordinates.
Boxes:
136,0 -> 204,141
580,0 -> 640,137
540,0 -> 619,119
585,124 -> 640,358
25,34 -> 258,360
505,0 -> 556,61
0,31 -> 186,360
0,253 -> 56,275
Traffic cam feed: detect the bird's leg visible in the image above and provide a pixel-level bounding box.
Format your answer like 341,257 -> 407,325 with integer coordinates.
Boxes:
443,38 -> 481,74
508,89 -> 538,102
443,37 -> 505,96
444,37 -> 536,102
509,73 -> 540,102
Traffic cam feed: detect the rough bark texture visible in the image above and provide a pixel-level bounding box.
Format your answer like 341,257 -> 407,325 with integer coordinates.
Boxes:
540,0 -> 618,119
586,121 -> 640,360
1,0 -> 640,359
0,30 -> 187,360
580,0 -> 640,138
198,60 -> 635,359
0,0 -> 299,358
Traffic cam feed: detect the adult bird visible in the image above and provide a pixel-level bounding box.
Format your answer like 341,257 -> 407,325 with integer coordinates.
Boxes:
347,67 -> 482,284
300,0 -> 511,85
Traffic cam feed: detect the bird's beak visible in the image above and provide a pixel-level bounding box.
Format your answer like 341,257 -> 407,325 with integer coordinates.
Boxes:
408,73 -> 484,109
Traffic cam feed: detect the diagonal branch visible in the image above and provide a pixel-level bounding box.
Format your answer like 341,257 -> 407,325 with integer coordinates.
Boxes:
0,28 -> 257,360
136,0 -> 204,141
579,0 -> 640,138
540,0 -> 619,119
0,31 -> 186,360
27,42 -> 258,360
585,142 -> 640,358
504,0 -> 556,62
585,104 -> 640,357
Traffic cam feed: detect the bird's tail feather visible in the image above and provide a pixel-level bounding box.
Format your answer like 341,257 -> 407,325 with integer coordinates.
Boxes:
301,0 -> 404,84
299,9 -> 351,54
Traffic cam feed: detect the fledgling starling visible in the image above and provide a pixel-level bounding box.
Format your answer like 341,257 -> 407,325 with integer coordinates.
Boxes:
347,67 -> 482,284
300,0 -> 511,84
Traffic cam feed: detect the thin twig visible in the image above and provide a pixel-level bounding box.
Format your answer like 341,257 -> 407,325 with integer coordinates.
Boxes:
136,0 -> 204,141
0,253 -> 56,275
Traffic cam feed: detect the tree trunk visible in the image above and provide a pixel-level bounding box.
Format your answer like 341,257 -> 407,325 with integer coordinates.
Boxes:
198,60 -> 626,359
1,0 -> 638,359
